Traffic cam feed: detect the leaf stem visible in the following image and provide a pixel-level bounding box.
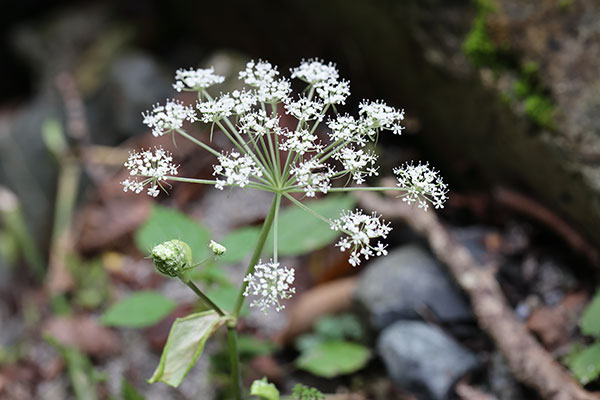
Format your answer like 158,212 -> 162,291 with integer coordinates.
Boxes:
283,193 -> 331,225
183,280 -> 225,317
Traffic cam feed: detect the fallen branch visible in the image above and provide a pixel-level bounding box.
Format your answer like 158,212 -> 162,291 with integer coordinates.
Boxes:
356,190 -> 600,400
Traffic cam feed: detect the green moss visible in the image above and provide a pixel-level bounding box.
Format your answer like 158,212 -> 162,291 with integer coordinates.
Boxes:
463,14 -> 498,66
463,0 -> 556,129
524,95 -> 555,128
559,0 -> 572,12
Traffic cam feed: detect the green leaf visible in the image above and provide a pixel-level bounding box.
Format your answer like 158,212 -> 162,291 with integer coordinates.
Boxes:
219,227 -> 260,263
46,336 -> 100,400
149,310 -> 226,387
100,291 -> 175,328
291,383 -> 325,400
205,285 -> 248,316
267,195 -> 355,256
582,290 -> 600,337
250,377 -> 280,400
314,314 -> 364,342
295,340 -> 370,378
237,334 -> 276,359
569,342 -> 600,384
135,205 -> 211,262
121,379 -> 145,400
217,196 -> 354,263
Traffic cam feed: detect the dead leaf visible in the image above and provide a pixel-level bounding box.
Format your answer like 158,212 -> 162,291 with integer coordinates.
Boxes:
280,277 -> 357,344
43,315 -> 119,356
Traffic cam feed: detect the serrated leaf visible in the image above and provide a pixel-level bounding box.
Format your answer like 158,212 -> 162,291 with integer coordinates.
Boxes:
135,205 -> 211,262
149,310 -> 226,387
569,342 -> 600,384
269,196 -> 355,256
250,377 -> 280,400
100,291 -> 175,328
582,290 -> 600,337
295,340 -> 370,378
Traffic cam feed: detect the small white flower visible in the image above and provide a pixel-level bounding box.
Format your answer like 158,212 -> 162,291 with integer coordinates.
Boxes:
315,78 -> 350,105
142,100 -> 197,137
333,146 -> 379,184
327,114 -> 371,146
239,60 -> 279,88
121,147 -> 178,197
213,151 -> 263,190
173,67 -> 225,92
330,209 -> 392,266
393,162 -> 448,211
359,100 -> 404,134
209,240 -> 227,256
231,89 -> 258,115
197,93 -> 236,123
243,261 -> 295,313
284,96 -> 325,121
238,110 -> 281,137
257,78 -> 291,103
290,158 -> 334,197
290,59 -> 339,85
280,129 -> 322,155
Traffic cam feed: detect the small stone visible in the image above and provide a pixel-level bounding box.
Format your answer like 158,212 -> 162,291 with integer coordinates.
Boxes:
355,245 -> 472,330
377,320 -> 479,400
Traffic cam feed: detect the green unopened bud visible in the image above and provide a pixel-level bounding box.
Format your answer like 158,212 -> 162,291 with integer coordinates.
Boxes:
209,240 -> 227,256
150,239 -> 193,278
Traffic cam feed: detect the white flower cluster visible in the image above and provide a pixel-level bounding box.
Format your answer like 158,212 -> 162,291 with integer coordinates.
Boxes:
121,147 -> 178,197
290,58 -> 349,105
280,129 -> 322,155
290,159 -> 334,197
359,100 -> 405,135
142,99 -> 197,137
330,209 -> 392,267
238,110 -> 281,137
243,261 -> 296,313
284,96 -> 325,122
393,162 -> 448,211
332,146 -> 379,185
290,59 -> 339,84
173,67 -> 225,92
213,151 -> 263,190
197,93 -> 235,123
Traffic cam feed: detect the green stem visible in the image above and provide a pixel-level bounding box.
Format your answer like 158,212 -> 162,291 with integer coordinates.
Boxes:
165,176 -> 274,192
273,194 -> 281,263
227,326 -> 242,400
233,193 -> 281,318
287,185 -> 406,193
183,280 -> 225,317
283,193 -> 331,225
175,129 -> 221,157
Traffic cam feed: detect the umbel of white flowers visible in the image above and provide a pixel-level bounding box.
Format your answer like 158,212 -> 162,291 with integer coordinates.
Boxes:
123,59 -> 448,313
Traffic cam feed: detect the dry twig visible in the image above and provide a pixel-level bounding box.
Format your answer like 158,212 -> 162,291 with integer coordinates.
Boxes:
356,190 -> 600,400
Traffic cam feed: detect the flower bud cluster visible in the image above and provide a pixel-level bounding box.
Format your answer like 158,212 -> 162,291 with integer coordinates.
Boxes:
150,240 -> 193,277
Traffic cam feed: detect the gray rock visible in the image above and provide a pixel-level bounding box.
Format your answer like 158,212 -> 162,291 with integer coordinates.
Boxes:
378,320 -> 479,400
355,245 -> 472,330
90,52 -> 172,143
